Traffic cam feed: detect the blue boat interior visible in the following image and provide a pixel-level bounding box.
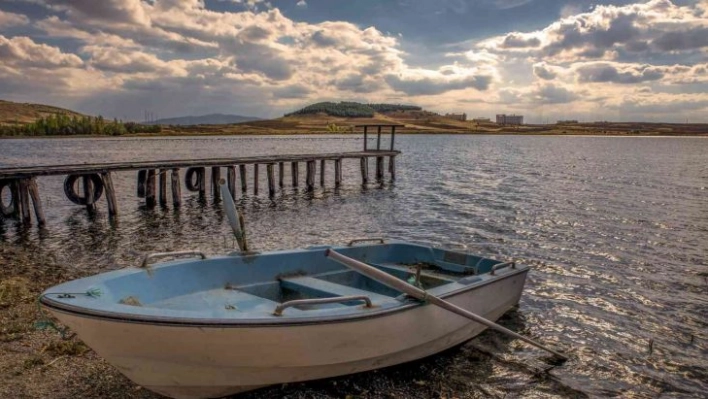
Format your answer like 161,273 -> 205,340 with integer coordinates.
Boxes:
42,242 -> 513,321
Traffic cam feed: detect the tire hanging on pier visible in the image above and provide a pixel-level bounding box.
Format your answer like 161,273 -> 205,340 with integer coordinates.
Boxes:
63,174 -> 104,206
0,179 -> 16,217
184,167 -> 204,192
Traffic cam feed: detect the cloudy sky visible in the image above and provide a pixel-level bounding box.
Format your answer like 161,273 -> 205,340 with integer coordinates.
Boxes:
1,0 -> 707,122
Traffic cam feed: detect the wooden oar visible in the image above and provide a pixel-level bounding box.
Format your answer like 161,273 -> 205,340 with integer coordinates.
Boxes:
325,249 -> 568,361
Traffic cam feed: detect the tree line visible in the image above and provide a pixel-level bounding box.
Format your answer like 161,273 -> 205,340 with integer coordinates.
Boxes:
285,102 -> 422,118
0,114 -> 162,137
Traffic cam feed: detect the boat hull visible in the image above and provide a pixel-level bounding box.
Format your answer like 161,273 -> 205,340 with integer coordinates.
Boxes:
47,269 -> 527,399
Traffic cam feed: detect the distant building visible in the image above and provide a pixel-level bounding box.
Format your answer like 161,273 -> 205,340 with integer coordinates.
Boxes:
444,113 -> 467,121
557,120 -> 578,124
496,114 -> 523,125
472,117 -> 491,123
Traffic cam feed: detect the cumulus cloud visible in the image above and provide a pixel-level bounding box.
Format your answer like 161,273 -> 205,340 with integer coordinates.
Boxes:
533,62 -> 558,80
0,35 -> 83,68
575,62 -> 664,84
386,72 -> 492,95
0,10 -> 29,27
481,0 -> 708,61
0,0 -> 707,122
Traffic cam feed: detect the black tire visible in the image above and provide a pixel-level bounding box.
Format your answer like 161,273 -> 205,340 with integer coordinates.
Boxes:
0,179 -> 15,217
184,167 -> 204,192
64,174 -> 104,205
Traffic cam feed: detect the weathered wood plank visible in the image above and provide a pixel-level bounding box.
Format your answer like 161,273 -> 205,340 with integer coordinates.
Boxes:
159,169 -> 168,206
9,181 -> 20,218
334,159 -> 342,187
376,156 -> 384,182
291,162 -> 299,187
27,177 -> 45,225
0,151 -> 401,179
211,166 -> 221,202
83,175 -> 96,212
389,156 -> 396,180
171,168 -> 181,206
253,164 -> 259,196
227,166 -> 236,199
360,157 -> 369,185
267,164 -> 275,197
146,169 -> 156,207
18,179 -> 31,223
306,160 -> 315,191
390,126 -> 396,150
376,125 -> 382,150
239,165 -> 247,193
101,172 -> 118,217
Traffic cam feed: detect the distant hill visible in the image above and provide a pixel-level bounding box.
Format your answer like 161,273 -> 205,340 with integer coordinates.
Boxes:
285,102 -> 422,118
152,113 -> 261,125
0,99 -> 84,124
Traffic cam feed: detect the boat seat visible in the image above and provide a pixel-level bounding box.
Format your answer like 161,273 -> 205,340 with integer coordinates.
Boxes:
280,276 -> 394,306
149,287 -> 299,314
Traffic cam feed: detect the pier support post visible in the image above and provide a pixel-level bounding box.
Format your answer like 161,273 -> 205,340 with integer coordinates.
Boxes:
363,126 -> 368,151
27,178 -> 45,225
159,169 -> 168,206
239,165 -> 247,193
360,157 -> 369,185
211,166 -> 221,202
306,160 -> 315,191
17,179 -> 31,223
267,164 -> 275,197
171,168 -> 181,207
145,170 -> 156,207
137,170 -> 146,198
253,164 -> 259,196
389,156 -> 396,181
279,162 -> 284,188
376,126 -> 382,150
101,172 -> 118,217
197,168 -> 206,199
320,159 -> 326,186
376,156 -> 384,183
334,159 -> 342,187
291,162 -> 299,187
83,175 -> 97,212
8,181 -> 20,219
390,125 -> 396,151
227,166 -> 236,200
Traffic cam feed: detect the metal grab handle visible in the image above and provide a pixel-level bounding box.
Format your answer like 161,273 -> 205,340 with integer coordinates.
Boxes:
347,238 -> 386,246
273,295 -> 373,316
490,261 -> 516,275
141,251 -> 207,268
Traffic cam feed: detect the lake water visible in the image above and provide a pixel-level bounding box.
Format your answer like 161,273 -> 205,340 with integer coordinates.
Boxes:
1,135 -> 706,398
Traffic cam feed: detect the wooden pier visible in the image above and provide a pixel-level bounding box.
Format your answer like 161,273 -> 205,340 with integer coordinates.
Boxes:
0,125 -> 401,226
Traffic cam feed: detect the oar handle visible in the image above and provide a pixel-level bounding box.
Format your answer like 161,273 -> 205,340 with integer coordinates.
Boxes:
325,249 -> 567,361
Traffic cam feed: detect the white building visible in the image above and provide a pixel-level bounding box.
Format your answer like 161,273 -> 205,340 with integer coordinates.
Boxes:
496,114 -> 523,125
444,113 -> 467,121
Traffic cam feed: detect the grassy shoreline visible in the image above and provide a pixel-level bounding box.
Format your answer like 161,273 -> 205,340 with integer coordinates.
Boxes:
2,129 -> 707,140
